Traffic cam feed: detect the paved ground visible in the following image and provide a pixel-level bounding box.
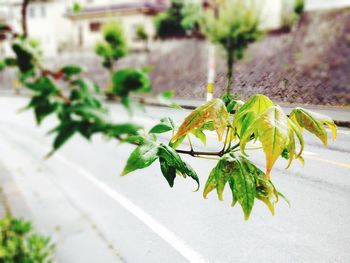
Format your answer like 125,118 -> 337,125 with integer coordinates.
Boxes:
0,96 -> 349,263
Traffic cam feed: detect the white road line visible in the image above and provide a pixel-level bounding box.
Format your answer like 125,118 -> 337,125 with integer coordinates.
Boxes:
54,153 -> 207,263
0,126 -> 207,263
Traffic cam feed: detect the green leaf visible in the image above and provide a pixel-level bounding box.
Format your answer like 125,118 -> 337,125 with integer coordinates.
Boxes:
157,144 -> 199,189
26,94 -> 58,125
149,117 -> 175,134
226,99 -> 237,112
172,99 -> 229,143
159,157 -> 176,187
289,107 -> 337,146
122,141 -> 159,176
60,65 -> 83,78
149,123 -> 173,134
52,121 -> 79,152
12,42 -> 35,73
25,76 -> 58,95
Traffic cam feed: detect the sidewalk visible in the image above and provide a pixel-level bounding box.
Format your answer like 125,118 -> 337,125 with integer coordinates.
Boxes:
0,156 -> 124,263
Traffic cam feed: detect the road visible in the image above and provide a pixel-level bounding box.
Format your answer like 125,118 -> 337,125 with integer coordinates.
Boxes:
0,96 -> 349,263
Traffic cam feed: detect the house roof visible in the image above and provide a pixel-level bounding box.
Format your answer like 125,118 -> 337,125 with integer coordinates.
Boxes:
66,1 -> 167,19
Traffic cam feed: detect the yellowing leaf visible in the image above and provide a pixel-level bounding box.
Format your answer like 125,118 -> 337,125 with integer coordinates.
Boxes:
171,99 -> 229,142
289,108 -> 337,146
233,94 -> 274,138
240,106 -> 290,179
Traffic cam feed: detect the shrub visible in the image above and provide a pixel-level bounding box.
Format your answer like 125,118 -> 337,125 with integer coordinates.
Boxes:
0,216 -> 54,262
95,21 -> 128,70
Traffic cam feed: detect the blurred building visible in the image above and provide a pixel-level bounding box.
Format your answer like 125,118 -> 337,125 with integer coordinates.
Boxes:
1,0 -> 350,57
0,0 -> 72,57
65,0 -> 167,51
0,0 -> 167,57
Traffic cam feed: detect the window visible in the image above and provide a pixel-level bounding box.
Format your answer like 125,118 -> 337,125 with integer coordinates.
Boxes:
29,6 -> 35,18
89,22 -> 101,32
41,6 -> 46,17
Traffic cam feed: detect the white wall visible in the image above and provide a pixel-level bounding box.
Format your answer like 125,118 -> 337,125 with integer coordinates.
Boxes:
259,0 -> 284,30
27,0 -> 73,57
305,0 -> 350,10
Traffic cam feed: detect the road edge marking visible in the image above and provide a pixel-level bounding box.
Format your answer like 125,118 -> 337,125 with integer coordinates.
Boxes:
54,153 -> 207,263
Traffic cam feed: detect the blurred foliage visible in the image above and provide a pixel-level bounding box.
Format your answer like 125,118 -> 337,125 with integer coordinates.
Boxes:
135,24 -> 148,41
180,1 -> 202,32
154,0 -> 186,38
135,24 -> 149,51
282,0 -> 305,29
201,0 -> 261,61
294,0 -> 305,15
0,216 -> 54,263
95,21 -> 128,69
72,2 -> 81,14
200,0 -> 261,96
112,68 -> 151,97
154,0 -> 203,37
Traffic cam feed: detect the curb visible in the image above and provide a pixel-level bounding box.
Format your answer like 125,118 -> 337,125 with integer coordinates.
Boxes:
1,91 -> 349,128
132,96 -> 350,128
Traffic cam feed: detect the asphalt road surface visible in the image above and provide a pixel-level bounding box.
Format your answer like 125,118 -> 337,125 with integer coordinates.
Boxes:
0,96 -> 349,263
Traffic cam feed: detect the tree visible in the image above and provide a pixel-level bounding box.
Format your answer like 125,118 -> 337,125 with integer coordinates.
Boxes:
135,24 -> 149,51
200,0 -> 261,101
95,21 -> 128,93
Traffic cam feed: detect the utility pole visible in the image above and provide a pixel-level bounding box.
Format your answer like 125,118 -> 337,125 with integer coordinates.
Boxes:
205,0 -> 220,101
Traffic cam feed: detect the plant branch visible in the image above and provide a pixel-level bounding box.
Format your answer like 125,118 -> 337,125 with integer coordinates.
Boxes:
175,148 -> 224,157
21,0 -> 30,37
